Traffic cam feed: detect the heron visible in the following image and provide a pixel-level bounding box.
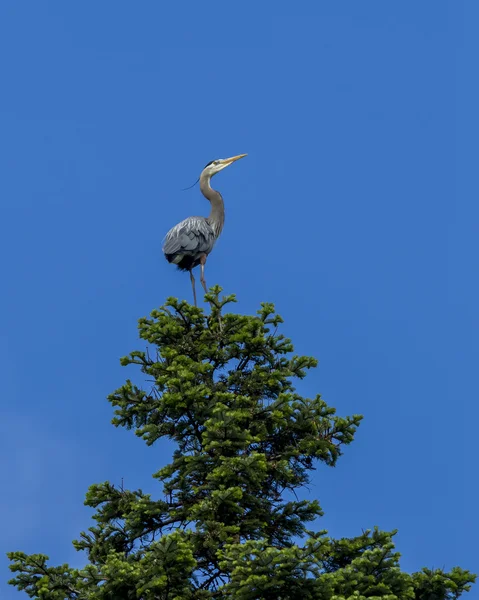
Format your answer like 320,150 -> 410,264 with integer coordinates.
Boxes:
162,154 -> 247,306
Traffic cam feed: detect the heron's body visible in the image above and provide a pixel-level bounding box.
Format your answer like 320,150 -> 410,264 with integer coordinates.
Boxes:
163,216 -> 218,271
162,154 -> 246,306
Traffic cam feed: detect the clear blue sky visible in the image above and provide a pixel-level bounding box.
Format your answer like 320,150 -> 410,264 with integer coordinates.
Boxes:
1,2 -> 477,598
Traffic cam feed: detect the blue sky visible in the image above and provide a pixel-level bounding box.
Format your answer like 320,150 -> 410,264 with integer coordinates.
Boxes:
1,2 -> 478,598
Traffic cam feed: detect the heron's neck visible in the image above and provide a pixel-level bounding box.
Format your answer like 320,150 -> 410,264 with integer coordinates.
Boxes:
200,173 -> 225,237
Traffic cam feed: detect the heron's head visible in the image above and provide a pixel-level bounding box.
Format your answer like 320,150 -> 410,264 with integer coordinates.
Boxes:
202,154 -> 247,178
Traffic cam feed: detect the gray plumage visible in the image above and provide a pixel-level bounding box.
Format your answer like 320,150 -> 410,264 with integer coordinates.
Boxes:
162,154 -> 247,306
163,216 -> 217,271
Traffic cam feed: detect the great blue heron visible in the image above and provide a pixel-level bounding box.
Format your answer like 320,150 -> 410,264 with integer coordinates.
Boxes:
162,154 -> 247,306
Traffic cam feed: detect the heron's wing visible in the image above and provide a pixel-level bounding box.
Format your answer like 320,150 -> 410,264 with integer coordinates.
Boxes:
163,216 -> 215,257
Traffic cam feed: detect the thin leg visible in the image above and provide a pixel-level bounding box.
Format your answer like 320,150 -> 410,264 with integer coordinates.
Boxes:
189,269 -> 197,307
200,254 -> 222,330
200,255 -> 208,294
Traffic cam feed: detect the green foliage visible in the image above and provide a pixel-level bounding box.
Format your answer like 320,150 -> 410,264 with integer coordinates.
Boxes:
7,287 -> 475,599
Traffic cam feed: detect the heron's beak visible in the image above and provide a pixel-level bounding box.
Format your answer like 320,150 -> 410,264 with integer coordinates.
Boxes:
222,153 -> 247,166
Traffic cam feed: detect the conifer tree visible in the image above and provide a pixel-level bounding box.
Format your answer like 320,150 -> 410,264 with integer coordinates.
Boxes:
8,288 -> 476,599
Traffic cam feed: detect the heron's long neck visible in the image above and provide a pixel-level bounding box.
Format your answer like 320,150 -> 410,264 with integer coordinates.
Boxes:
200,174 -> 225,238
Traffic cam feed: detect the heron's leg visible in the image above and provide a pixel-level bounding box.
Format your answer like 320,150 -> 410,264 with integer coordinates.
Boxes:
200,254 -> 222,331
189,269 -> 197,307
200,255 -> 208,294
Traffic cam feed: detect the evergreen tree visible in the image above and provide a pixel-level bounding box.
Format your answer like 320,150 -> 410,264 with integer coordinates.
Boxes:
8,288 -> 476,599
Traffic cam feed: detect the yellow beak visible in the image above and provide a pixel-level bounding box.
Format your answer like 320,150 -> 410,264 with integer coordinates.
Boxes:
222,153 -> 247,166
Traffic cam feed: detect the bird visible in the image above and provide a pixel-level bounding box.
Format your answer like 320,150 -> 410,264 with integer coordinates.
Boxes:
162,154 -> 247,306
